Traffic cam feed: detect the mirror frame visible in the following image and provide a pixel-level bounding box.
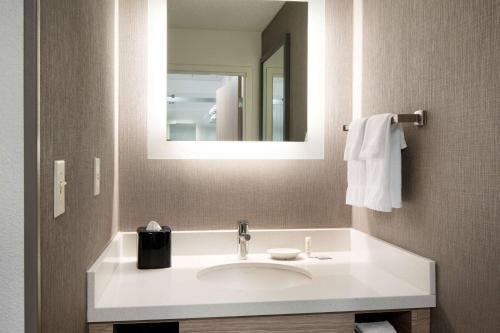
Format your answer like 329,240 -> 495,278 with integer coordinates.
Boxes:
147,0 -> 325,159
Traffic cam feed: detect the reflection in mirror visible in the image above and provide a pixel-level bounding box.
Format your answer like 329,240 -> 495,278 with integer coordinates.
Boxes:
167,74 -> 244,141
167,0 -> 308,142
261,39 -> 288,141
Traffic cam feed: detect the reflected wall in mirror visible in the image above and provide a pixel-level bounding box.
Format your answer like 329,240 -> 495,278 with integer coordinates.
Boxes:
167,0 -> 308,142
261,36 -> 289,141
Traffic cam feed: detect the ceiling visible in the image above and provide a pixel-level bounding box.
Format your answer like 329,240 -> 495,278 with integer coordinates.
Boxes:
168,0 -> 286,32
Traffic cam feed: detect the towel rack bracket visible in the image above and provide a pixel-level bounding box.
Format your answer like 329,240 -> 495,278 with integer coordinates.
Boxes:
413,110 -> 426,127
342,110 -> 427,131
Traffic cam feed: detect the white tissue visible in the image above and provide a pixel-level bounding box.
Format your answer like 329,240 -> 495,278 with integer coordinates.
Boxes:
146,221 -> 162,232
355,321 -> 396,333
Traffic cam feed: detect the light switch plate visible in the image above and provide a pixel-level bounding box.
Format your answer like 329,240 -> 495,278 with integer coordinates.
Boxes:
54,160 -> 66,218
94,157 -> 100,196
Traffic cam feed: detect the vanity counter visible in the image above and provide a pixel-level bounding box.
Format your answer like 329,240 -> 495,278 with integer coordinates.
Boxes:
87,228 -> 435,323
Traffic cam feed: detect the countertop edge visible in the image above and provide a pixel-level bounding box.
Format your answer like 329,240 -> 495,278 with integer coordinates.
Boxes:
88,295 -> 436,323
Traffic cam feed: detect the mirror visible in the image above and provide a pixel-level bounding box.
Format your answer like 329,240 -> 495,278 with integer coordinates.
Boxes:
167,0 -> 308,142
147,0 -> 325,159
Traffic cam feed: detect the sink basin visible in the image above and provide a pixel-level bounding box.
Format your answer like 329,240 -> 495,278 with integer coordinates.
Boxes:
197,262 -> 312,291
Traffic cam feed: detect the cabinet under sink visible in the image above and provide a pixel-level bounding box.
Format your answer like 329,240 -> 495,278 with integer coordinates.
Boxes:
90,310 -> 430,333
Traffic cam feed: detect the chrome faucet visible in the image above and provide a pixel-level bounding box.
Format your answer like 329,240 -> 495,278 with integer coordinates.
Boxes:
237,220 -> 251,260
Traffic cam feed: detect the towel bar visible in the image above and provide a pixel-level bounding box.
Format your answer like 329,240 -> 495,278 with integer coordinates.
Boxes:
342,110 -> 427,131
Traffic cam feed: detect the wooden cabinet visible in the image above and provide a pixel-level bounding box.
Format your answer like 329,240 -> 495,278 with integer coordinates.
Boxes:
89,309 -> 429,333
88,324 -> 113,333
180,313 -> 354,333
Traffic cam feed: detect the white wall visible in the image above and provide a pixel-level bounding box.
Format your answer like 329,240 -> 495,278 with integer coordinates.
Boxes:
168,28 -> 261,140
0,0 -> 24,332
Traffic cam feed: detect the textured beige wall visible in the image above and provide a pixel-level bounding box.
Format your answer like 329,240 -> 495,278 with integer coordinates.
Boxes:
262,2 -> 308,142
352,0 -> 500,332
36,0 -> 500,331
118,0 -> 352,232
39,0 -> 116,332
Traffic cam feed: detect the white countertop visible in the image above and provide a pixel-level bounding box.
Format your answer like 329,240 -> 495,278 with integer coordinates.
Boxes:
87,228 -> 436,323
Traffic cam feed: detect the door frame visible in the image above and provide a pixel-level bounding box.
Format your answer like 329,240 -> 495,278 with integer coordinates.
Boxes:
24,0 -> 41,332
259,33 -> 291,141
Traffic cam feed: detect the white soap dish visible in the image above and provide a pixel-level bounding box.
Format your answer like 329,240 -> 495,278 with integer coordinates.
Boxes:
267,248 -> 302,260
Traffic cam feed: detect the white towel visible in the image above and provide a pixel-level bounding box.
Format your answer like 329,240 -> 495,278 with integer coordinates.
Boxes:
355,321 -> 397,333
389,125 -> 407,208
358,114 -> 393,160
359,114 -> 407,212
344,118 -> 368,207
344,118 -> 368,161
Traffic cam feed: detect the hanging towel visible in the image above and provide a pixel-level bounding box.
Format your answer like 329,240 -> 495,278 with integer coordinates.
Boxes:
344,118 -> 368,207
389,126 -> 407,208
359,113 -> 394,160
355,321 -> 397,333
359,114 -> 407,212
358,114 -> 393,160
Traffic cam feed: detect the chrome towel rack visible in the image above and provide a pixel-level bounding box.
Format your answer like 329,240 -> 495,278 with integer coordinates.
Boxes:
342,110 -> 427,131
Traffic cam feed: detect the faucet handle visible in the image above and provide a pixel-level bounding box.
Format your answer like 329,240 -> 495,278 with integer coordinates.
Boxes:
240,233 -> 251,241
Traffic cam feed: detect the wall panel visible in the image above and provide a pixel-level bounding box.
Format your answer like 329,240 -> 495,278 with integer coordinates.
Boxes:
39,0 -> 116,331
353,0 -> 500,332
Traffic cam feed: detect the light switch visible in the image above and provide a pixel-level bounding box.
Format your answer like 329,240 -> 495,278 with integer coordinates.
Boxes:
94,157 -> 100,196
54,160 -> 66,218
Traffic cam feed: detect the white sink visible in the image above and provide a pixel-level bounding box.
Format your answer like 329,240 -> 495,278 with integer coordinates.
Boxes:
197,262 -> 312,291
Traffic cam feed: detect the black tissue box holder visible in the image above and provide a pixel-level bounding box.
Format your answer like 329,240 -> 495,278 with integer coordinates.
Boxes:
137,226 -> 171,269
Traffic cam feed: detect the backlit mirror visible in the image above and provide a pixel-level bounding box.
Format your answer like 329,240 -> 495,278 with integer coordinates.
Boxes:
167,0 -> 308,142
